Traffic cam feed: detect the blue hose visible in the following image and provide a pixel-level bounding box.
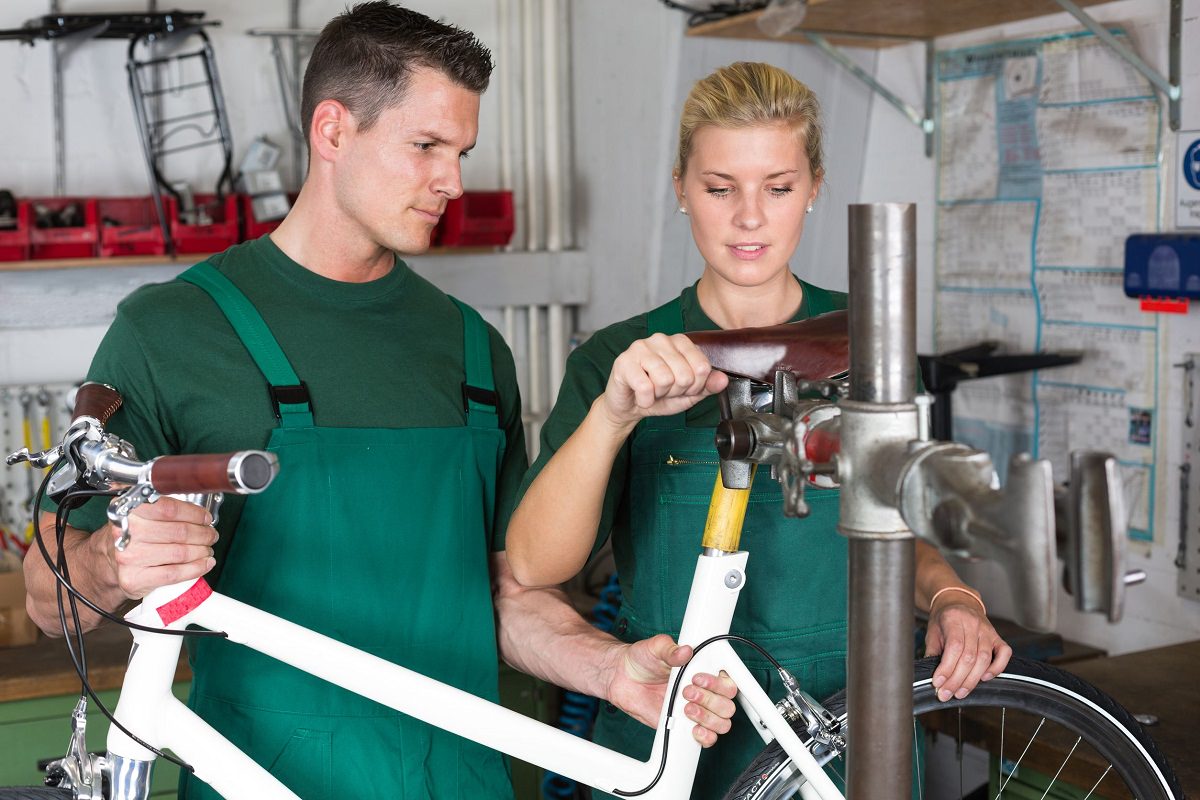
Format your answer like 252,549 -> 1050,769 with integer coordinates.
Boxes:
541,573 -> 622,799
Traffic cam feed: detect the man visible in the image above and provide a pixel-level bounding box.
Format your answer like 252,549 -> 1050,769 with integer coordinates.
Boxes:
24,4 -> 734,798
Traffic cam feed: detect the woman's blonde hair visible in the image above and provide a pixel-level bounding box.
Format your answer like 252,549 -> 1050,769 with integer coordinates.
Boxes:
675,62 -> 824,182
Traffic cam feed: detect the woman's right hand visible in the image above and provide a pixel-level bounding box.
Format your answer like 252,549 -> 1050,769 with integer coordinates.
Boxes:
601,333 -> 729,428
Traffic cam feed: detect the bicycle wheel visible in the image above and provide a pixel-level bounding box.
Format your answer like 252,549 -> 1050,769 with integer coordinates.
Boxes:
724,656 -> 1183,800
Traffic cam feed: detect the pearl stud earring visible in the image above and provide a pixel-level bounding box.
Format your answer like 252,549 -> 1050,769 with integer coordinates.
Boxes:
806,205 -> 814,214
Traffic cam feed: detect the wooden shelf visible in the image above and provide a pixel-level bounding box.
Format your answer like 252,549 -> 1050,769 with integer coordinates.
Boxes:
0,247 -> 503,273
686,0 -> 1113,48
0,624 -> 190,704
0,254 -> 210,273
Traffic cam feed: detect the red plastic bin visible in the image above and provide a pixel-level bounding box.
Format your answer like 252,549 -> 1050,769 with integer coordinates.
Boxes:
98,196 -> 167,257
166,193 -> 241,254
0,200 -> 32,262
435,190 -> 514,247
29,197 -> 99,259
240,193 -> 296,241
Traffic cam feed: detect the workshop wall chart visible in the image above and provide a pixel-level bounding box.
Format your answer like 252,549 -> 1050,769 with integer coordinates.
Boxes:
935,30 -> 1161,541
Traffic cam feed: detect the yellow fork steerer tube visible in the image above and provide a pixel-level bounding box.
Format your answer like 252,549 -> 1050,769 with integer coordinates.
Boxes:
700,466 -> 755,553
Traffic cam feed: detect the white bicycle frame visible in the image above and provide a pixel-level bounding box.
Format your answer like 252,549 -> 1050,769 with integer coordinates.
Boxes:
107,549 -> 844,800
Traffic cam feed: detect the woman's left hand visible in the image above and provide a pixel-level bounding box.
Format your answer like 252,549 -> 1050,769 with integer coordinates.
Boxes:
925,597 -> 1012,702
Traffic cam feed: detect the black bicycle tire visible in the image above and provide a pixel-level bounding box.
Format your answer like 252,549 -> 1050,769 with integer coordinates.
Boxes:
0,789 -> 74,799
723,655 -> 1184,800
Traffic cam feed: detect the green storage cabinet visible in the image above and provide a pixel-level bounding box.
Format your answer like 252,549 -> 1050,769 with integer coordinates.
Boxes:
0,683 -> 190,796
2,669 -> 554,798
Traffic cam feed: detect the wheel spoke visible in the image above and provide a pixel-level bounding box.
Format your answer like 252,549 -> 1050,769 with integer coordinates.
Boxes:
998,707 -> 1005,800
1037,735 -> 1082,800
1081,764 -> 1113,800
913,717 -> 923,800
958,707 -> 964,799
995,717 -> 1047,796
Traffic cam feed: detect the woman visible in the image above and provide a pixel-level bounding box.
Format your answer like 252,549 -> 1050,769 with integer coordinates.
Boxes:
506,62 -> 1011,797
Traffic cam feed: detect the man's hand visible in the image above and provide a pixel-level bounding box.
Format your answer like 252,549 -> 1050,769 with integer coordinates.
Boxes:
601,334 -> 729,430
105,496 -> 218,599
604,633 -> 738,747
925,597 -> 1012,702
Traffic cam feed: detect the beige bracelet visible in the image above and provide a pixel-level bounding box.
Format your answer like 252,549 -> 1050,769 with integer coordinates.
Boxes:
929,586 -> 986,615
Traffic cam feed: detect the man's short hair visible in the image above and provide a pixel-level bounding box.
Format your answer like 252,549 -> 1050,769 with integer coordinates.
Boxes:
300,2 -> 494,139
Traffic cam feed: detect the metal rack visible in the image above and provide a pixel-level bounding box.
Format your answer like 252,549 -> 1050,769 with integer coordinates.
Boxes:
126,26 -> 235,251
0,11 -> 232,251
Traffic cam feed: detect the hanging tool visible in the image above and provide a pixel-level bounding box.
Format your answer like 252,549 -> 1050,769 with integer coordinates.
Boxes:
918,342 -> 1083,440
18,391 -> 36,545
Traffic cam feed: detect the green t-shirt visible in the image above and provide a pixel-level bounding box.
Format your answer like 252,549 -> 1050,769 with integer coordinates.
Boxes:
56,235 -> 527,582
517,276 -> 847,550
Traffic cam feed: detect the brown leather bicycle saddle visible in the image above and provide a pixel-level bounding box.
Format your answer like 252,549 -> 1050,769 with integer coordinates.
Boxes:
688,309 -> 849,384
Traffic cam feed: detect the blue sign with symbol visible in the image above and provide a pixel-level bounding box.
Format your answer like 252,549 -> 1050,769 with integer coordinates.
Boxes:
1186,139 -> 1200,191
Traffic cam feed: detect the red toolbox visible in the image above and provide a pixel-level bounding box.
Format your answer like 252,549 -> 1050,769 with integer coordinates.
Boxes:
167,193 -> 240,254
98,196 -> 168,257
0,200 -> 32,262
435,190 -> 514,247
29,197 -> 99,259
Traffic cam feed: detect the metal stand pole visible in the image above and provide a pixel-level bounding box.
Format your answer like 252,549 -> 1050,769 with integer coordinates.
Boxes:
842,203 -> 918,800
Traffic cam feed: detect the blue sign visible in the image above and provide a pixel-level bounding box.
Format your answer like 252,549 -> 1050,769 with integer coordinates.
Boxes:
1125,233 -> 1200,299
1185,139 -> 1200,191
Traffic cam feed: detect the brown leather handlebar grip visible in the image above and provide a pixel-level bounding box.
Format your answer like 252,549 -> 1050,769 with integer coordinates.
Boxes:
72,382 -> 123,425
149,451 -> 278,495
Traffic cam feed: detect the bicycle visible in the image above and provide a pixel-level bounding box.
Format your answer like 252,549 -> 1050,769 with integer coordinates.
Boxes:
2,358 -> 1183,800
0,202 -> 1182,800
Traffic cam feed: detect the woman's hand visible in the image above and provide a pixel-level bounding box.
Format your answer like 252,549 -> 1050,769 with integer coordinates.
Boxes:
601,333 -> 729,429
925,592 -> 1012,702
604,633 -> 738,747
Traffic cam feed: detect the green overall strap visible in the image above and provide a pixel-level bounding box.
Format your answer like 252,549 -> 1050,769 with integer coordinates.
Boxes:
450,297 -> 500,430
179,263 -> 315,428
645,296 -> 687,430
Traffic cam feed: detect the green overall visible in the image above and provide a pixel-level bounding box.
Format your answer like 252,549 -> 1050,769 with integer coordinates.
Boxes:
592,292 -> 849,800
176,263 -> 514,800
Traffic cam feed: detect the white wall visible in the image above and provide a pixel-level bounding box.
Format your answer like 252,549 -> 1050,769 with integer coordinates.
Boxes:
0,0 -> 536,387
0,0 -> 505,197
860,0 -> 1200,654
3,0 -> 1196,651
568,0 -> 876,331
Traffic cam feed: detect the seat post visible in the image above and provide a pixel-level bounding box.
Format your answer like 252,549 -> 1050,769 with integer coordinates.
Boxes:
699,469 -> 754,555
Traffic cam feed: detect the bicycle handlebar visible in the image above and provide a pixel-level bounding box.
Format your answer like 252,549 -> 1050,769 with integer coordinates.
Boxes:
72,381 -> 124,425
149,451 -> 277,494
61,383 -> 278,498
15,386 -> 283,544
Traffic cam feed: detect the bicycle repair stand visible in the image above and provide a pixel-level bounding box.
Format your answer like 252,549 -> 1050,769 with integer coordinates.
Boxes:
0,12 -> 234,254
710,204 -> 1142,800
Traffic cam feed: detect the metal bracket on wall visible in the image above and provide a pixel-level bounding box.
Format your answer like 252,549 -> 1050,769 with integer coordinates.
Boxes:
802,33 -> 936,158
246,26 -> 321,189
1177,354 -> 1200,602
1051,0 -> 1183,131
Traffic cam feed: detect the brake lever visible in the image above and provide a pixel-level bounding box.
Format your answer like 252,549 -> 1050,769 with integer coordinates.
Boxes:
5,444 -> 63,470
107,483 -> 159,551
